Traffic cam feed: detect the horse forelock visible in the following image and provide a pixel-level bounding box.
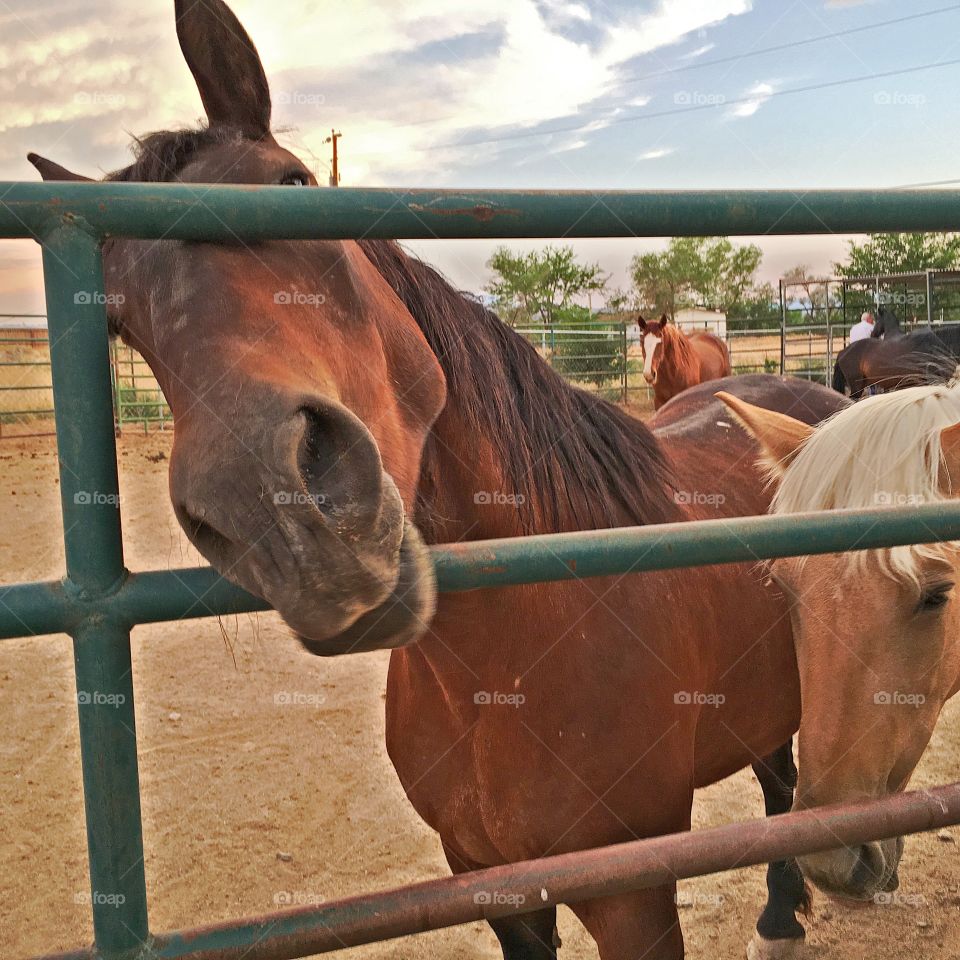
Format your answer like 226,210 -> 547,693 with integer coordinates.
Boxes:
773,380 -> 960,584
107,125 -> 247,182
357,240 -> 679,534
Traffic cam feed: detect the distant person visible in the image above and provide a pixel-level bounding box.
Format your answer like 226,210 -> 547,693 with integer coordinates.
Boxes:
849,311 -> 875,342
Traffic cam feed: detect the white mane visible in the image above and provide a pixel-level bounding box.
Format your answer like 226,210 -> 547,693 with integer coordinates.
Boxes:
773,381 -> 960,583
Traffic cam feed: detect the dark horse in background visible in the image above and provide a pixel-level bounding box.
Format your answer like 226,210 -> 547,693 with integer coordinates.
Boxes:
833,305 -> 960,399
27,2 -> 853,956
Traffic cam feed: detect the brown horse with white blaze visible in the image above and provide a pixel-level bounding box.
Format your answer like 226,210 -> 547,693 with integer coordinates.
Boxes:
639,314 -> 731,409
28,2 -> 855,957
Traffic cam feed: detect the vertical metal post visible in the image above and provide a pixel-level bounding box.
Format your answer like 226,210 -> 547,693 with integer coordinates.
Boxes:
825,280 -> 833,387
621,324 -> 628,403
41,225 -> 149,959
778,279 -> 786,374
927,270 -> 935,326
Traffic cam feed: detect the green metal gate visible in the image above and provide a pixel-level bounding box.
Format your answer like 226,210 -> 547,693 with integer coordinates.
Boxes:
3,182 -> 960,960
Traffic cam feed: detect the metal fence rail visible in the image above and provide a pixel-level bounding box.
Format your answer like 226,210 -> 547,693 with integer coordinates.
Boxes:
3,182 -> 960,960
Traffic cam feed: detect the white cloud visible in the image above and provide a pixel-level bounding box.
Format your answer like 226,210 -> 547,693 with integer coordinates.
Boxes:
682,43 -> 716,60
2,0 -> 756,184
728,81 -> 775,119
638,147 -> 676,160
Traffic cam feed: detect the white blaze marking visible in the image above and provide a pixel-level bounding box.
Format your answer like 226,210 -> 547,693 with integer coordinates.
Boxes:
643,333 -> 662,378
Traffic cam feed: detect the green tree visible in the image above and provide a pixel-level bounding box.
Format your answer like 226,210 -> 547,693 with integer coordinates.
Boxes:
486,245 -> 608,326
629,237 -> 762,318
835,233 -> 960,276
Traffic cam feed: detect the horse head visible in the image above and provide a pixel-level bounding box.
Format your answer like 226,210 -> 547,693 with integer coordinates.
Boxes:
27,0 -> 448,655
719,387 -> 960,902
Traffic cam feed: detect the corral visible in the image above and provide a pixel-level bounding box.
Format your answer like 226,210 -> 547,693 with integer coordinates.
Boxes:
2,184 -> 960,960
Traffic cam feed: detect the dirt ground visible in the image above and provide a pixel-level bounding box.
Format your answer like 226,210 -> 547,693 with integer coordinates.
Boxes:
1,431 -> 958,960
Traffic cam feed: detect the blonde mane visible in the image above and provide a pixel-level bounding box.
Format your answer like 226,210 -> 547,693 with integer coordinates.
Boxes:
773,381 -> 960,583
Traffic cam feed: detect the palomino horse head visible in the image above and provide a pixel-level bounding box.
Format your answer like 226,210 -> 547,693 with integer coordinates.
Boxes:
638,313 -> 672,384
719,386 -> 960,901
28,0 -> 447,654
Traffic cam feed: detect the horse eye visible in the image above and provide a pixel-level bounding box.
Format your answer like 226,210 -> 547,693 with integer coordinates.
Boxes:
918,584 -> 953,613
279,171 -> 309,186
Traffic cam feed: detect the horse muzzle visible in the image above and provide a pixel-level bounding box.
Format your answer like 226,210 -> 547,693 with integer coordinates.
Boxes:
170,395 -> 437,654
798,837 -> 903,901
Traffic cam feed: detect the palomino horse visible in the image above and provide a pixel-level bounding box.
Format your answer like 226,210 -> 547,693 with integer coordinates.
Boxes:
719,385 -> 960,903
28,2 -> 850,956
639,314 -> 731,409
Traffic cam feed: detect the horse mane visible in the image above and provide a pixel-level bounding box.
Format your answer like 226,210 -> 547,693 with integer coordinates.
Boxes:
659,323 -> 699,378
772,381 -> 960,583
358,240 -> 679,535
107,125 -> 245,182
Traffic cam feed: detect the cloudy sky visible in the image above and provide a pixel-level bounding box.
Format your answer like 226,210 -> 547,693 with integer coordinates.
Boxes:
2,0 -> 960,313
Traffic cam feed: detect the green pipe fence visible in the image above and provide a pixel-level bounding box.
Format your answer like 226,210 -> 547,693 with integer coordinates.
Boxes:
4,182 -> 960,960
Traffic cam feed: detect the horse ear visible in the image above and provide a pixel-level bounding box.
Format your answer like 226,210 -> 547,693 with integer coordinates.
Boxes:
637,315 -> 647,331
938,422 -> 960,495
174,0 -> 271,137
27,153 -> 93,182
716,391 -> 814,480
661,313 -> 671,325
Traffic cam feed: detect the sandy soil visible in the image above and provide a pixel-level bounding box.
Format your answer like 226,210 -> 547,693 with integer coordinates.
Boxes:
1,431 -> 958,959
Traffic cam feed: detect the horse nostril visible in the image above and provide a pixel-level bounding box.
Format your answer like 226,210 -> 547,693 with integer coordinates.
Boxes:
295,403 -> 385,519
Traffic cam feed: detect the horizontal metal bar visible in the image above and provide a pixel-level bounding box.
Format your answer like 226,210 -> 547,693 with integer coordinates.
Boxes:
2,503 -> 960,640
31,781 -> 960,960
6,183 -> 960,241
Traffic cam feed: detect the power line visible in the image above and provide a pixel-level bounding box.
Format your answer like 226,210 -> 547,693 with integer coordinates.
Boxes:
391,3 -> 960,134
621,4 -> 960,85
436,55 -> 960,151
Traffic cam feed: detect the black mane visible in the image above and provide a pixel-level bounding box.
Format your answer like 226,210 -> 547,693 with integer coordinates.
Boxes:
107,125 -> 244,182
359,240 -> 678,535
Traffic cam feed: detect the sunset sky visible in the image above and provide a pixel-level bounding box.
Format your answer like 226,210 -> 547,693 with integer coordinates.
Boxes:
3,0 -> 960,314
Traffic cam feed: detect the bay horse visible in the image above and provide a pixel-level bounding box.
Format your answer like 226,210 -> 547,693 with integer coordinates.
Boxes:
26,2 -> 850,956
719,385 -> 960,903
639,314 -> 731,409
832,329 -> 960,399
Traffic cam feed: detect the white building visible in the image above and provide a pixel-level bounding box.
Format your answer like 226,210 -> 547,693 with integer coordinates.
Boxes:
674,308 -> 726,338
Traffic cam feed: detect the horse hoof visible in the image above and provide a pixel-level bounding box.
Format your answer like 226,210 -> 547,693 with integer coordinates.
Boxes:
746,932 -> 805,960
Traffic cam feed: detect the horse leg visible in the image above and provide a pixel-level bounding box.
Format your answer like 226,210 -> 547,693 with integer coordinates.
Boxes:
489,909 -> 561,959
442,842 -> 560,959
570,886 -> 683,960
748,740 -> 809,960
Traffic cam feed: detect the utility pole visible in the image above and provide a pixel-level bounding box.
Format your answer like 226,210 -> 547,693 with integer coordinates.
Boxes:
323,129 -> 342,187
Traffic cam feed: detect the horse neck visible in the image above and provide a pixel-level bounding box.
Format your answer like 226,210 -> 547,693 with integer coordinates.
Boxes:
660,327 -> 699,386
356,241 -> 679,544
